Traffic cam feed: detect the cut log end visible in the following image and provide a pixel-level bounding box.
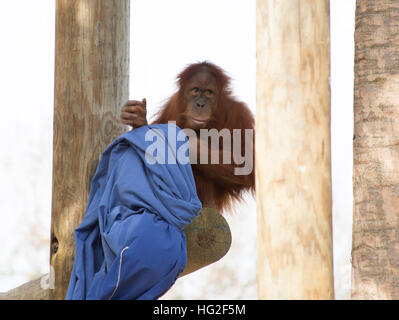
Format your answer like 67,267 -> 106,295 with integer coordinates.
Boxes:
180,207 -> 232,277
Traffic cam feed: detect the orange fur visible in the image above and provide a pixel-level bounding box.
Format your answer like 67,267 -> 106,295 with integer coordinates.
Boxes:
152,62 -> 255,213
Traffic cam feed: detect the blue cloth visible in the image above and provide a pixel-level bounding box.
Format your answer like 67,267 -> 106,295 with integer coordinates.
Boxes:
65,124 -> 202,300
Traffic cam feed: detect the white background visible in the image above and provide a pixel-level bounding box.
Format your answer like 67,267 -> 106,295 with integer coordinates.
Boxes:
0,0 -> 355,299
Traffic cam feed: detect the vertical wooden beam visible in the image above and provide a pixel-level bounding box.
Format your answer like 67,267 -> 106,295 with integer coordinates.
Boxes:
50,0 -> 130,300
256,0 -> 334,299
352,0 -> 399,300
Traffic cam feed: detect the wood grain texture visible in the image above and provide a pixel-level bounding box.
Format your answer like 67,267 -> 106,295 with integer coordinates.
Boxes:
180,208 -> 232,277
50,0 -> 130,300
256,0 -> 334,299
0,276 -> 50,300
352,0 -> 399,300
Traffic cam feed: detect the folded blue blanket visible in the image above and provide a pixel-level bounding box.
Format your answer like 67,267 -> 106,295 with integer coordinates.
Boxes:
66,124 -> 202,300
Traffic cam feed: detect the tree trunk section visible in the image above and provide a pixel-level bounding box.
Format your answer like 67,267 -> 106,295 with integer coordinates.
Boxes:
181,208 -> 232,277
352,0 -> 399,300
256,0 -> 334,299
50,0 -> 130,300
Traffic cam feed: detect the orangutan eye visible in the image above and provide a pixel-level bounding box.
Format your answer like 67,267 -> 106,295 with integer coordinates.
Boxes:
205,89 -> 214,97
191,88 -> 200,95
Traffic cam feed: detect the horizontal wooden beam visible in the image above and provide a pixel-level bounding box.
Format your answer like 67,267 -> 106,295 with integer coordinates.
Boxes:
0,275 -> 50,300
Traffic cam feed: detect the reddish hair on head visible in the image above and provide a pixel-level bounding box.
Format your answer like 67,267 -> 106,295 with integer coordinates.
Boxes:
177,61 -> 231,95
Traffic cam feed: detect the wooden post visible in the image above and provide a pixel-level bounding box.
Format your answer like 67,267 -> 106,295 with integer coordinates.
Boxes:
352,0 -> 399,300
50,0 -> 130,300
1,0 -> 233,300
256,0 -> 334,299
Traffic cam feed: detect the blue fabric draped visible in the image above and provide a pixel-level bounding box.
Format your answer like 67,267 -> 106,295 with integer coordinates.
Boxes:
65,124 -> 202,300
